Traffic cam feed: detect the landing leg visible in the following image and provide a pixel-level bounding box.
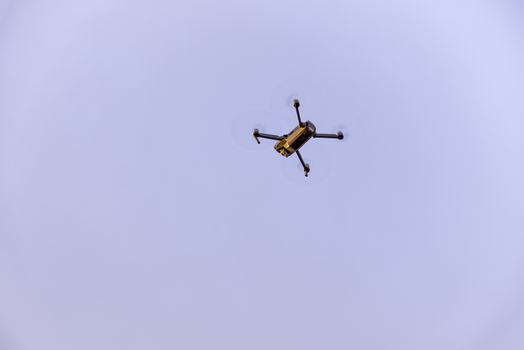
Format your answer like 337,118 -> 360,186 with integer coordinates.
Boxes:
296,150 -> 310,177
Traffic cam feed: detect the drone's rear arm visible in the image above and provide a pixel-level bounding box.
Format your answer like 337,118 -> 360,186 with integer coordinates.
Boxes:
313,131 -> 344,140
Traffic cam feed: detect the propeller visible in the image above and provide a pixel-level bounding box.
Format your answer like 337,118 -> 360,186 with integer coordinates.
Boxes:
285,93 -> 301,109
332,124 -> 349,141
230,110 -> 266,149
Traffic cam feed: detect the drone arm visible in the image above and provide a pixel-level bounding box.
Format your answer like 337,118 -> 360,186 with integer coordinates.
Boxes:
293,99 -> 304,126
253,129 -> 283,144
313,131 -> 344,140
296,150 -> 310,177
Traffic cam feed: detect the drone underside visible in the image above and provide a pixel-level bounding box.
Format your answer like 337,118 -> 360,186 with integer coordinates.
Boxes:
253,99 -> 344,177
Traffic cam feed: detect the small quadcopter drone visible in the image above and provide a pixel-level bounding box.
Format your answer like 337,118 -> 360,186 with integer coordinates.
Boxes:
253,99 -> 344,177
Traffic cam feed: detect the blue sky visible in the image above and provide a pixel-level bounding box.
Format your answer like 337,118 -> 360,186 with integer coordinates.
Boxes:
1,1 -> 524,349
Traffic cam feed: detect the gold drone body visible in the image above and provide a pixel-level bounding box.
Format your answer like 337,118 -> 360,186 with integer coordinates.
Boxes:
274,121 -> 316,157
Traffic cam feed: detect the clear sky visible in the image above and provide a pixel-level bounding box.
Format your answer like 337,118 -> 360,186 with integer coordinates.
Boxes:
1,1 -> 524,349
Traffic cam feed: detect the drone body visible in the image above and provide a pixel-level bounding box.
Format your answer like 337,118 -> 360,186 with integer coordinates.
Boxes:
274,121 -> 316,157
253,99 -> 343,176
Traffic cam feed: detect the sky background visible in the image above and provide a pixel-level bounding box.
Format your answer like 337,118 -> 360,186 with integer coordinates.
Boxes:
1,1 -> 524,349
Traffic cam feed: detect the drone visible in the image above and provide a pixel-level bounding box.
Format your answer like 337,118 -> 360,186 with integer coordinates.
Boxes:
253,99 -> 344,176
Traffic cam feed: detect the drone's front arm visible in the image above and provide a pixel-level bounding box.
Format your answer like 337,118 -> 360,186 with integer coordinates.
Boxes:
253,129 -> 284,144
